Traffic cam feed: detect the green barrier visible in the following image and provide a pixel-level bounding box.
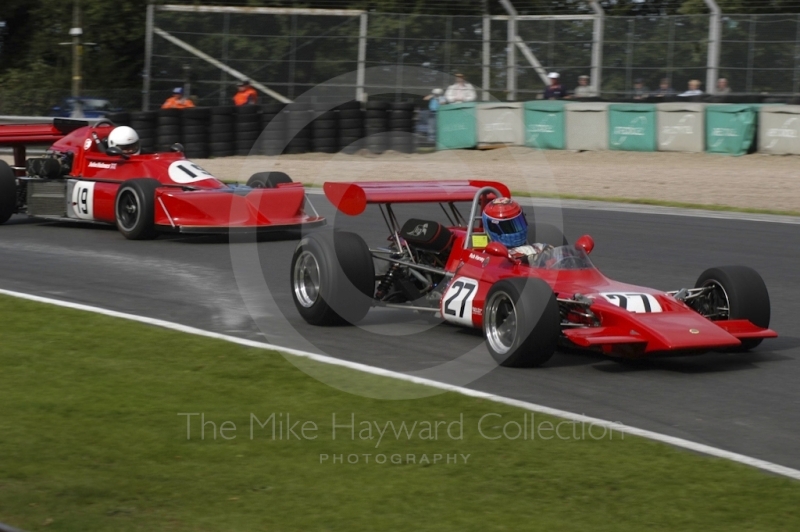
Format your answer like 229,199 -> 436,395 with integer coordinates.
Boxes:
705,104 -> 756,156
437,102 -> 477,150
608,104 -> 657,151
523,101 -> 565,149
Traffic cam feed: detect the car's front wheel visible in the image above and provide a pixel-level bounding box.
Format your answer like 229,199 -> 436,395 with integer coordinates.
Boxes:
692,265 -> 771,350
483,277 -> 560,367
247,171 -> 292,188
115,178 -> 160,240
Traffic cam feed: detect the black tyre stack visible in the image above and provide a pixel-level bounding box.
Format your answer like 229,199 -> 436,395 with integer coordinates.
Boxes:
337,101 -> 363,154
129,111 -> 156,153
312,103 -> 338,154
388,101 -> 415,153
259,103 -> 287,156
285,104 -> 312,154
156,109 -> 182,152
235,105 -> 261,155
181,107 -> 210,159
364,100 -> 390,154
209,106 -> 235,157
107,112 -> 130,127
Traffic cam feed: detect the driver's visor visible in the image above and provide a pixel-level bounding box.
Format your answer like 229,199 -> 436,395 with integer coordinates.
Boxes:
119,141 -> 140,155
488,216 -> 526,235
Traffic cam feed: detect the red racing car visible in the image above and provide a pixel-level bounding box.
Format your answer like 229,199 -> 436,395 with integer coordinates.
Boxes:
0,119 -> 324,239
290,180 -> 776,366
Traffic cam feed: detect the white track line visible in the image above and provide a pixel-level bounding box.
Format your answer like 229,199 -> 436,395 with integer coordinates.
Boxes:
2,287 -> 799,481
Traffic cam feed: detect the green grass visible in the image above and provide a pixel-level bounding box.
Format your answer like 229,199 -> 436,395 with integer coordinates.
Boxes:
1,294 -> 799,531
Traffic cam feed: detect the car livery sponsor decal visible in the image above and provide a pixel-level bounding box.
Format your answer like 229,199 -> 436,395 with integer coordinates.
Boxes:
83,138 -> 93,150
168,161 -> 216,184
441,276 -> 480,326
408,223 -> 428,237
71,181 -> 96,220
599,292 -> 662,313
88,161 -> 117,169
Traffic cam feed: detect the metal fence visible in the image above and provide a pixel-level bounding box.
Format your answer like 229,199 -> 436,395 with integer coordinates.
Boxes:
144,6 -> 800,109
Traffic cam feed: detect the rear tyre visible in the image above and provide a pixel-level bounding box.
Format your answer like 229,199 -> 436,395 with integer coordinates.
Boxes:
114,178 -> 160,240
0,160 -> 17,224
693,266 -> 771,350
483,277 -> 560,367
247,171 -> 292,188
291,231 -> 375,325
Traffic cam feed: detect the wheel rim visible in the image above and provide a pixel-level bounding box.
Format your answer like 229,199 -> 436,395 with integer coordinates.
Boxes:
116,189 -> 140,231
250,180 -> 265,188
700,280 -> 731,320
485,291 -> 518,355
293,251 -> 321,308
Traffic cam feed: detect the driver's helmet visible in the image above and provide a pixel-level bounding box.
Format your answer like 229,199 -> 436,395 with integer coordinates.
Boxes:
107,126 -> 140,155
482,197 -> 528,248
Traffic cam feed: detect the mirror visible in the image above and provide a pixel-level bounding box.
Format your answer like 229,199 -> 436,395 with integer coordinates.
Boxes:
170,143 -> 185,153
485,241 -> 509,258
575,235 -> 595,254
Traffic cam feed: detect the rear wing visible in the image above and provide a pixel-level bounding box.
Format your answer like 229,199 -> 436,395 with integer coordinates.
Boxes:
323,180 -> 511,215
0,119 -> 89,171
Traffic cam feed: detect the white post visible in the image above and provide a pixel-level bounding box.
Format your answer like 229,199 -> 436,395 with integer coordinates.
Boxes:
704,0 -> 722,95
356,13 -> 368,102
589,0 -> 604,97
142,1 -> 154,111
499,0 -> 518,101
482,14 -> 491,101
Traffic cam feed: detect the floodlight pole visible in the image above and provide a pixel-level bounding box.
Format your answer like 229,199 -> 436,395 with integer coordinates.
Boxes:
499,0 -> 517,101
356,13 -> 368,102
589,0 -> 604,96
482,4 -> 490,101
143,1 -> 154,110
704,0 -> 722,94
70,0 -> 83,116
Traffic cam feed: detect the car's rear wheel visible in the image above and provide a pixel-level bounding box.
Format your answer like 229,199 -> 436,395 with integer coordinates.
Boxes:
483,277 -> 560,367
0,160 -> 17,225
291,231 -> 375,325
247,171 -> 292,189
692,266 -> 771,350
115,178 -> 160,240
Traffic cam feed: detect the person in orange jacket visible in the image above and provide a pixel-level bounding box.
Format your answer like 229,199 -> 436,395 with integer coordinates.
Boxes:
233,80 -> 258,106
162,87 -> 195,109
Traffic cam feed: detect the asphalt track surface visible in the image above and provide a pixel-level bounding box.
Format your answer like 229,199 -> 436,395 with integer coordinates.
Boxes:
1,197 -> 799,471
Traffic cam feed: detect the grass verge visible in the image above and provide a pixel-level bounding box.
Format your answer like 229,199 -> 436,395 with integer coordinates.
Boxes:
1,294 -> 799,531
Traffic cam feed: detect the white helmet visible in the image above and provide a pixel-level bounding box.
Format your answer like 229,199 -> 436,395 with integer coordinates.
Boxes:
107,126 -> 140,155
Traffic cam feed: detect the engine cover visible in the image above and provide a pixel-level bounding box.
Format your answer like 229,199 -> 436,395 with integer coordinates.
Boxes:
400,218 -> 453,252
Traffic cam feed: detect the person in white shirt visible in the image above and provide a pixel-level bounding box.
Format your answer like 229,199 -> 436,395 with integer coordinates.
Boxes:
444,73 -> 477,104
679,79 -> 704,97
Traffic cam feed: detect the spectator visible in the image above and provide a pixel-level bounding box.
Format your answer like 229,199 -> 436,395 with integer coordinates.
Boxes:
680,79 -> 704,97
543,72 -> 567,100
161,87 -> 195,109
444,73 -> 477,104
422,88 -> 445,142
716,77 -> 731,94
572,75 -> 596,98
632,78 -> 649,100
233,80 -> 258,106
651,78 -> 676,98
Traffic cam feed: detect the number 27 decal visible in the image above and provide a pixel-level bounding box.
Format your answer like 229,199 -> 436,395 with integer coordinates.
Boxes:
442,277 -> 479,325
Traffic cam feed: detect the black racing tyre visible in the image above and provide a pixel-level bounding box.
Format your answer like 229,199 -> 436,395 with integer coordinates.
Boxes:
693,266 -> 771,350
209,132 -> 234,143
313,119 -> 337,130
338,109 -> 362,119
236,104 -> 259,115
531,223 -> 568,246
131,110 -> 157,122
313,146 -> 338,153
209,124 -> 234,134
336,101 -> 361,111
114,178 -> 160,240
390,101 -> 415,111
158,108 -> 180,118
182,134 -> 207,144
365,101 -> 390,110
261,131 -> 286,142
210,115 -> 234,124
157,125 -> 181,136
235,141 -> 256,152
365,118 -> 388,128
211,105 -> 236,115
291,231 -> 375,325
262,103 -> 286,114
107,112 -> 130,126
314,110 -> 337,120
184,149 -> 209,159
209,141 -> 234,151
390,119 -> 413,130
365,110 -> 388,119
483,277 -> 560,367
247,171 -> 292,188
339,128 -> 363,138
287,129 -> 311,140
135,128 -> 156,139
0,160 -> 17,224
284,146 -> 308,154
236,131 -> 259,142
338,118 -> 362,130
390,109 -> 413,119
236,120 -> 261,132
182,125 -> 207,136
313,138 -> 338,148
182,107 -> 210,119
157,116 -> 180,127
131,122 -> 156,132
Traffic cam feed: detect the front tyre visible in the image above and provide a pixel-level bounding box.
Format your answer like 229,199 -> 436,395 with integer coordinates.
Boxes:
693,266 -> 771,350
0,160 -> 17,225
291,231 -> 375,325
115,178 -> 160,240
483,277 -> 560,367
247,171 -> 292,188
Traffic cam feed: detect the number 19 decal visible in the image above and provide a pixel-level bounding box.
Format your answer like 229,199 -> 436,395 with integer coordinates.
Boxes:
442,277 -> 479,326
71,181 -> 95,220
168,161 -> 215,184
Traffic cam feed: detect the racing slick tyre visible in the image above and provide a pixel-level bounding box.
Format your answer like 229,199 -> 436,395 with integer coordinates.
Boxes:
693,266 -> 771,351
247,171 -> 292,188
483,277 -> 560,367
530,223 -> 569,246
114,178 -> 160,240
0,160 -> 17,224
291,231 -> 375,326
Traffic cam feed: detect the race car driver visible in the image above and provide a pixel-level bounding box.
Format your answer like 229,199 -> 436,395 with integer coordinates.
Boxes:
107,126 -> 141,156
482,197 -> 552,264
